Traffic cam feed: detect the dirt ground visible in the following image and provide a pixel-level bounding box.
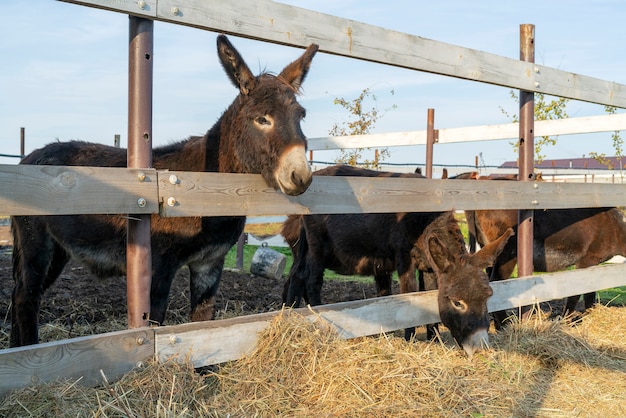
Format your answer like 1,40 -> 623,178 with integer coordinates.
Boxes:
0,222 -> 608,349
0,225 -> 390,348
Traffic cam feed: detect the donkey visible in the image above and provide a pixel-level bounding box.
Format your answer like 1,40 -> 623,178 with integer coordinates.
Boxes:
281,165 -> 513,356
10,35 -> 318,347
453,173 -> 626,326
466,205 -> 626,327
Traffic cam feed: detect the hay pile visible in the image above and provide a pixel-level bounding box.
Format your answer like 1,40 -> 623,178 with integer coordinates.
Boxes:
1,306 -> 625,417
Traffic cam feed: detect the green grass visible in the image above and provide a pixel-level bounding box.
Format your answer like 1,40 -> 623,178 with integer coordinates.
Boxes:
225,242 -> 626,305
224,243 -> 376,283
599,287 -> 626,305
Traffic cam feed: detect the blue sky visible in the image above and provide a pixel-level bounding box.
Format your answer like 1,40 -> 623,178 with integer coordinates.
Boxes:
1,0 -> 625,168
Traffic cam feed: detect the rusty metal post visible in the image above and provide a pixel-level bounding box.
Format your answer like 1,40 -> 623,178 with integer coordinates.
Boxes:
20,127 -> 25,160
425,109 -> 436,179
127,16 -> 153,329
518,24 -> 535,280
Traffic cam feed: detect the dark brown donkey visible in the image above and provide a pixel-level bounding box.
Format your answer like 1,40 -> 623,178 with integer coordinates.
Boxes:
467,204 -> 626,327
281,165 -> 513,356
10,35 -> 318,347
459,172 -> 626,326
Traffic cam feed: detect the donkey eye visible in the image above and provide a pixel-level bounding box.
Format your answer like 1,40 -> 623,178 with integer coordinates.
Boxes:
255,116 -> 271,126
450,299 -> 468,312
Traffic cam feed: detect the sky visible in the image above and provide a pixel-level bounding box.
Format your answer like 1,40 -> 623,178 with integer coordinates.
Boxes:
1,0 -> 626,170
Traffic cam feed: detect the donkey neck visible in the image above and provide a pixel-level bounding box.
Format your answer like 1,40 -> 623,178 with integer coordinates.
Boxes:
210,102 -> 250,174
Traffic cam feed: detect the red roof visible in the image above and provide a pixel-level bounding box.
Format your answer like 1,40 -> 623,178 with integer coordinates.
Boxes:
500,156 -> 625,170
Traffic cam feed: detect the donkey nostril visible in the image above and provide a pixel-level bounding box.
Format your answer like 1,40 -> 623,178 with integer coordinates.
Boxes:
291,170 -> 298,183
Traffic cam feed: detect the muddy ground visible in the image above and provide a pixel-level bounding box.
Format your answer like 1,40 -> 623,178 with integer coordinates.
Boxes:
0,225 -> 396,348
1,222 -> 610,349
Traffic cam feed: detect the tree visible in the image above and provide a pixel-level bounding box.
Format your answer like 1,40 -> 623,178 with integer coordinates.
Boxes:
329,88 -> 396,168
589,105 -> 624,181
500,91 -> 569,164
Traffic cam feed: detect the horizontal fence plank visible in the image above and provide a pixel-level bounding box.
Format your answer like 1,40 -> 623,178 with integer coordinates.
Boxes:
0,328 -> 154,397
2,166 -> 626,217
155,263 -> 626,368
308,113 -> 626,150
159,171 -> 626,217
154,292 -> 441,367
0,165 -> 158,216
488,263 -> 626,312
60,0 -> 626,108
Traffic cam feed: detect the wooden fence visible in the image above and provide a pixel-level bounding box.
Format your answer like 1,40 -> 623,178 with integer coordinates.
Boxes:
1,0 -> 626,396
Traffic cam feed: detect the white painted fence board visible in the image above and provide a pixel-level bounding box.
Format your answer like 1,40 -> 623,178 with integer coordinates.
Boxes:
0,165 -> 158,216
488,263 -> 626,312
308,113 -> 626,150
60,0 -> 626,107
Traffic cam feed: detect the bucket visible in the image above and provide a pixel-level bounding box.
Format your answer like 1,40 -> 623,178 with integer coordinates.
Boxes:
250,243 -> 287,280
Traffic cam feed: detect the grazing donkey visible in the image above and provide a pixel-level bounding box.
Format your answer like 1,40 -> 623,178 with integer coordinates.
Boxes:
10,35 -> 318,346
281,165 -> 513,356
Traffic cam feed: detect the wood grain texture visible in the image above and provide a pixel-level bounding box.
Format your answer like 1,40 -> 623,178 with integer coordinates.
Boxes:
60,0 -> 626,107
2,165 -> 626,217
0,165 -> 158,216
0,328 -> 153,397
158,171 -> 626,217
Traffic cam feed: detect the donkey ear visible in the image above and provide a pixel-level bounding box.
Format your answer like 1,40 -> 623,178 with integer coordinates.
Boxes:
217,34 -> 256,95
279,43 -> 319,91
472,227 -> 514,268
424,234 -> 455,278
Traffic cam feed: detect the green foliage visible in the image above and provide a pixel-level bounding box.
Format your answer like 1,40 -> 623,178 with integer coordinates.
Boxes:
330,88 -> 396,168
501,91 -> 570,164
224,243 -> 377,282
589,105 -> 624,180
598,286 -> 626,306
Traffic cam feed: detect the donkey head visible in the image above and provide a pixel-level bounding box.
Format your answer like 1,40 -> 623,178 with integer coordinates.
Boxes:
420,224 -> 514,357
216,35 -> 318,196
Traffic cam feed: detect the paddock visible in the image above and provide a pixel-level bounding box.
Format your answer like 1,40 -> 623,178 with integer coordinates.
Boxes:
1,0 -> 626,399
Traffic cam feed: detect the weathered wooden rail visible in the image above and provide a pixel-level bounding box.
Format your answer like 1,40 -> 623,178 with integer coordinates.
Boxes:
3,166 -> 626,217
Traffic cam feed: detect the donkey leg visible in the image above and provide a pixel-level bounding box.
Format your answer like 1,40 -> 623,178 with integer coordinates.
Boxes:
187,259 -> 225,322
374,273 -> 392,297
11,220 -> 63,346
396,254 -> 418,341
565,258 -> 600,315
284,261 -> 307,307
303,262 -> 325,306
420,270 -> 440,340
583,291 -> 597,310
490,261 -> 517,330
563,295 -> 581,316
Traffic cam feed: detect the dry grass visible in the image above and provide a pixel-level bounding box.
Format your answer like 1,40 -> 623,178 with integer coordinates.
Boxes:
244,222 -> 283,238
1,306 -> 625,417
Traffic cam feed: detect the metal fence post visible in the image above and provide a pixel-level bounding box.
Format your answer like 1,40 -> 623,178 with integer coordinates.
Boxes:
127,16 -> 153,329
518,24 -> 535,280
